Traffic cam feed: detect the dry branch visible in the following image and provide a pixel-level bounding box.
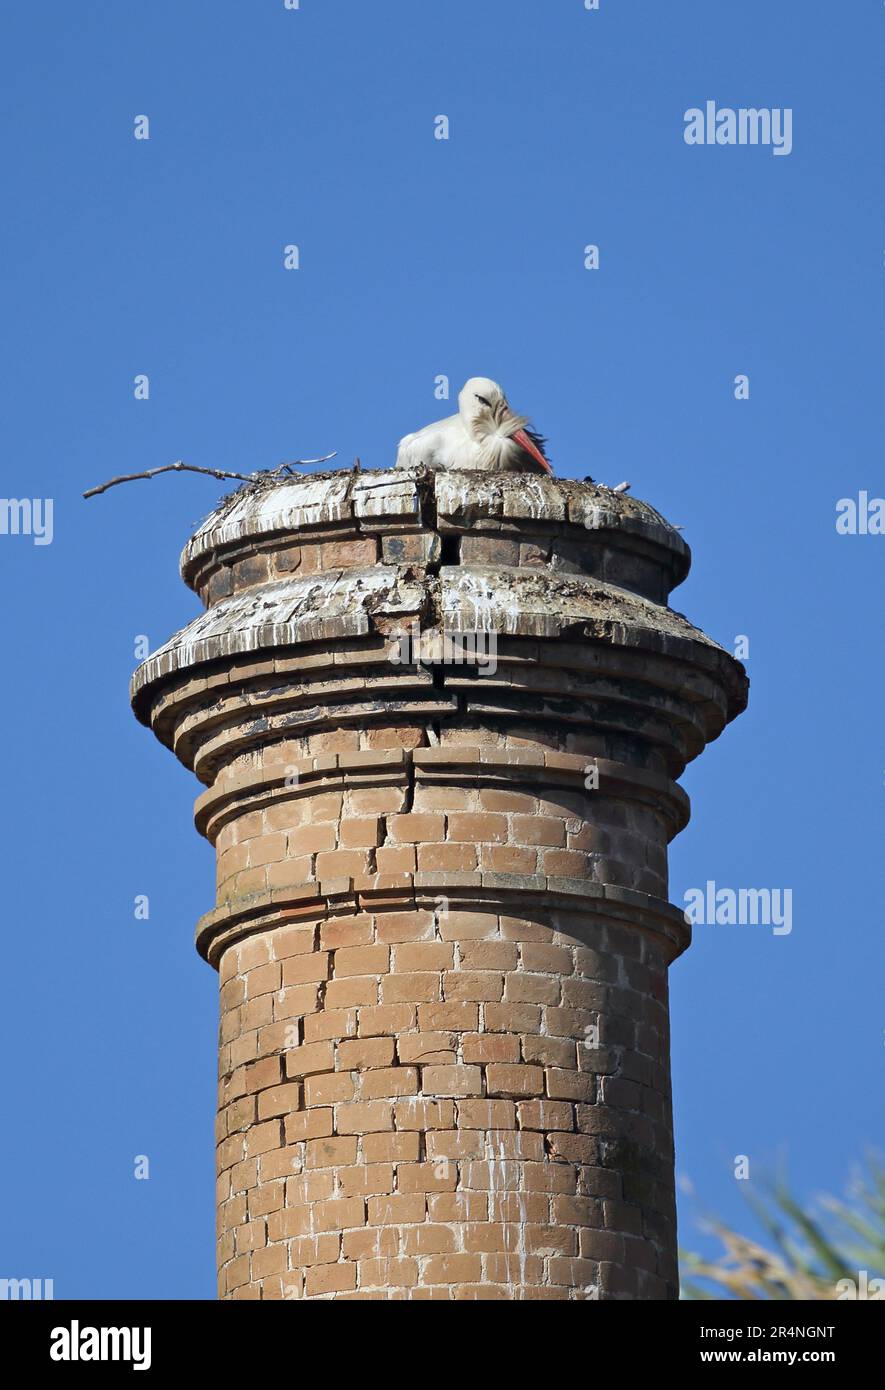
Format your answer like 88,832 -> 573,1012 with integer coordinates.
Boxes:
83,454 -> 337,499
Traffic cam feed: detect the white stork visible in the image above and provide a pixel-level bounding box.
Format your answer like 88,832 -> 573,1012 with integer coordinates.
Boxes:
395,377 -> 553,474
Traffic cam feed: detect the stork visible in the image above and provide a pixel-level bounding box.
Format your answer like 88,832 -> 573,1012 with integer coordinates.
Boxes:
395,377 -> 553,474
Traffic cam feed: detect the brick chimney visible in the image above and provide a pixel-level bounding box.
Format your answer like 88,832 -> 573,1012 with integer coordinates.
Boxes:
131,465 -> 747,1300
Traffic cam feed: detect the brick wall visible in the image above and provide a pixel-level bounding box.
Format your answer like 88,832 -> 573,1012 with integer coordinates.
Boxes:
133,466 -> 747,1299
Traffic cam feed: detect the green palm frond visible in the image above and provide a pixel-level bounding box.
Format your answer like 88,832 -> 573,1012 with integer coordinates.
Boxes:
680,1155 -> 885,1300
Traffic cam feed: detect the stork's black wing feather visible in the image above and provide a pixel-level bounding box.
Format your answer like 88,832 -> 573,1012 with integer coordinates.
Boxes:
525,424 -> 550,463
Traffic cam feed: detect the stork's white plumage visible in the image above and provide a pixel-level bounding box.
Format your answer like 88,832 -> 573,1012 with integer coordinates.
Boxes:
395,377 -> 553,475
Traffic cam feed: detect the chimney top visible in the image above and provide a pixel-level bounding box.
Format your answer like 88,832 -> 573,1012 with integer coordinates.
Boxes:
178,465 -> 690,589
131,466 -> 747,762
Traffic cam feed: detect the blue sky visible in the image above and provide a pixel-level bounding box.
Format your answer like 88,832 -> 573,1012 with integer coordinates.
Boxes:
1,0 -> 881,1297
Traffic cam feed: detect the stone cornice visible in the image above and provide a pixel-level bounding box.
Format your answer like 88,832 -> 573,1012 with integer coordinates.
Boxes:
193,748 -> 690,845
194,874 -> 691,969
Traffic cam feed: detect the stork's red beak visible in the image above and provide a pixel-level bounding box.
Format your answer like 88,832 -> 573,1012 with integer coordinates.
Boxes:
512,428 -> 553,475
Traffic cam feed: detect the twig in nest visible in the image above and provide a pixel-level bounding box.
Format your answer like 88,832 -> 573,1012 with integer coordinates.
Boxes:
274,454 -> 337,474
82,454 -> 337,499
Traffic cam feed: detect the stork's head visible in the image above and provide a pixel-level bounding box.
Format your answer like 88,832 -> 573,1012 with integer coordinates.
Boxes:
458,376 -> 510,433
457,376 -> 552,473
